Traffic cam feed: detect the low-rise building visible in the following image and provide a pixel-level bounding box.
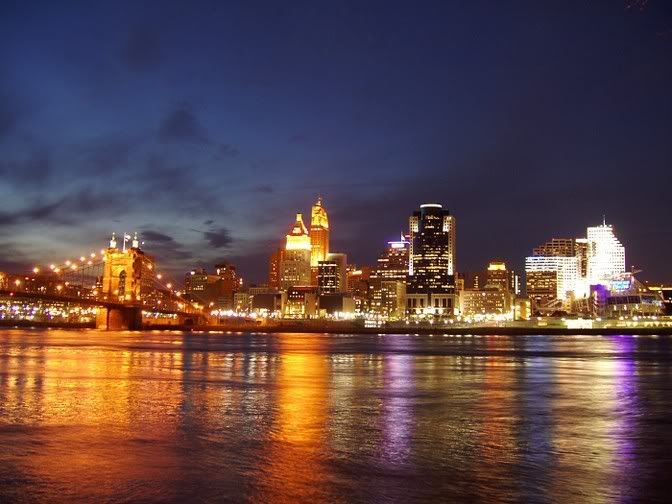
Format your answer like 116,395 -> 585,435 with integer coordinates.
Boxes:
459,288 -> 513,317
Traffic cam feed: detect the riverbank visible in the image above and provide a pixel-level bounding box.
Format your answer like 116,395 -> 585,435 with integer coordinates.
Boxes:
0,319 -> 95,329
2,318 -> 672,335
194,319 -> 672,336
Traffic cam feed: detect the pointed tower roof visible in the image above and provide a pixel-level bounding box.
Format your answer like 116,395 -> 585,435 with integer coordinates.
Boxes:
311,196 -> 329,229
286,213 -> 311,250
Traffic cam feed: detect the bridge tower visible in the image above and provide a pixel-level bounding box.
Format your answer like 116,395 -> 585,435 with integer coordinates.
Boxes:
96,233 -> 155,330
101,233 -> 154,303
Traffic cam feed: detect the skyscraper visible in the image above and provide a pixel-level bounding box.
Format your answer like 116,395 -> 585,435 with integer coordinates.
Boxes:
268,247 -> 284,289
370,236 -> 409,318
310,197 -> 330,268
279,213 -> 312,289
586,222 -> 625,285
406,203 -> 456,317
317,260 -> 339,294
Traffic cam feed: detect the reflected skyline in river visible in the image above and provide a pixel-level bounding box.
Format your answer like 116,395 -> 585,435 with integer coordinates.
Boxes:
1,330 -> 672,502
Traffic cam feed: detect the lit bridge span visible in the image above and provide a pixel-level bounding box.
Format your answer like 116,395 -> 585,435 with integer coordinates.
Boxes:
0,233 -> 206,330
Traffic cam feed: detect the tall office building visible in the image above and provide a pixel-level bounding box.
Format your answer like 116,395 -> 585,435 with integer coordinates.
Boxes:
373,235 -> 410,281
370,236 -> 409,319
326,252 -> 347,293
406,203 -> 456,317
310,197 -> 330,268
279,213 -> 312,289
317,260 -> 339,294
586,222 -> 625,285
268,247 -> 284,289
525,255 -> 580,306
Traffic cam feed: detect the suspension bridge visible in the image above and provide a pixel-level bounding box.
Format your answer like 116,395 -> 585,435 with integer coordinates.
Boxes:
0,233 -> 206,329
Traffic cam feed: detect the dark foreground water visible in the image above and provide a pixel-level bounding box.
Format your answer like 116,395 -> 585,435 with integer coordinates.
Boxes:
1,330 -> 672,503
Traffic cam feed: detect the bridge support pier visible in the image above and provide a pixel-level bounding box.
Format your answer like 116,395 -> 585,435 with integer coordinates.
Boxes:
96,306 -> 142,330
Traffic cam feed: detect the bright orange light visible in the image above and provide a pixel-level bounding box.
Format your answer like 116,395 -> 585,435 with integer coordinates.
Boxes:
166,283 -> 172,289
14,279 -> 21,286
156,274 -> 162,280
80,256 -> 86,262
56,285 -> 63,291
49,264 -> 55,270
65,260 -> 71,266
33,267 -> 39,274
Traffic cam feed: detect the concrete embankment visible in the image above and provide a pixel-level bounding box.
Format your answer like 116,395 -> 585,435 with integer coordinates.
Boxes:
193,320 -> 672,336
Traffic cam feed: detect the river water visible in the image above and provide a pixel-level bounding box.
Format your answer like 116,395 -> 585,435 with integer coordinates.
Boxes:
1,329 -> 671,503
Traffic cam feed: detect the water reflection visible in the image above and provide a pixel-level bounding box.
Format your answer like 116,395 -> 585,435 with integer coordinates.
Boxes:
1,330 -> 671,503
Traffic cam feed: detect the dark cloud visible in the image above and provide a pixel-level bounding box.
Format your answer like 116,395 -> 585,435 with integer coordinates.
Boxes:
158,106 -> 209,144
203,219 -> 214,226
78,137 -> 139,172
0,188 -> 129,226
138,228 -> 192,265
141,230 -> 176,244
0,148 -> 51,186
203,227 -> 233,248
137,155 -> 224,214
121,26 -> 161,71
0,242 -> 31,272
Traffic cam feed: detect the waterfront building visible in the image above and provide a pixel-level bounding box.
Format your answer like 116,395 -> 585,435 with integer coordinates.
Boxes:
233,291 -> 251,313
370,236 -> 409,318
533,238 -> 577,257
514,297 -> 531,320
185,268 -> 209,296
318,293 -> 356,317
525,255 -> 580,311
406,203 -> 456,317
214,261 -> 240,308
326,252 -> 348,293
586,222 -> 626,286
310,197 -> 330,268
279,213 -> 312,289
268,247 -> 283,289
525,270 -> 558,311
283,286 -> 318,318
485,260 -> 519,293
317,260 -> 339,294
346,266 -> 373,314
459,288 -> 513,318
647,285 -> 672,315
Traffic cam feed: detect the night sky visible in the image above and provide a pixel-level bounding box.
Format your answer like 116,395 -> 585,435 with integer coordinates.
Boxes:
1,1 -> 671,283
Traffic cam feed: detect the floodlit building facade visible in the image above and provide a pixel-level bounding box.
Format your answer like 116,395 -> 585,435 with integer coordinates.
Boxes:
310,197 -> 330,268
279,213 -> 312,289
586,223 -> 626,286
525,255 -> 580,310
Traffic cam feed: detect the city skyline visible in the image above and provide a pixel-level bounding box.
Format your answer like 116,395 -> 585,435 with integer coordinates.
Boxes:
2,1 -> 672,283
